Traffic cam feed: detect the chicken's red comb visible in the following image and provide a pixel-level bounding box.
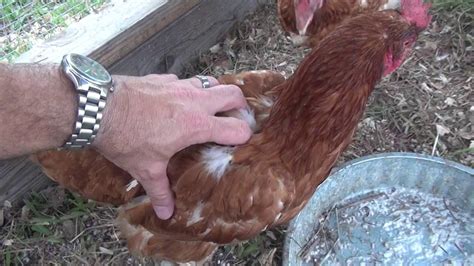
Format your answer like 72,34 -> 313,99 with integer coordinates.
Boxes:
401,0 -> 432,29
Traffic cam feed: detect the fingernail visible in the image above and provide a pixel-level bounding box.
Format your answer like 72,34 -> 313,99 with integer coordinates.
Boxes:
153,206 -> 173,220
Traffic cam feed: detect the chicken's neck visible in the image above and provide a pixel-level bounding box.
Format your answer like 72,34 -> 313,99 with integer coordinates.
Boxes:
263,47 -> 384,178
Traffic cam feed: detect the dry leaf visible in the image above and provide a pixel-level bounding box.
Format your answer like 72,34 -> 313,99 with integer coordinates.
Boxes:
21,205 -> 30,220
440,25 -> 453,34
439,73 -> 450,84
265,230 -> 277,241
436,124 -> 450,136
99,247 -> 114,255
424,40 -> 437,50
421,82 -> 433,92
362,117 -> 376,129
444,97 -> 456,106
209,44 -> 221,54
3,201 -> 12,208
459,130 -> 474,140
258,248 -> 277,266
435,53 -> 449,61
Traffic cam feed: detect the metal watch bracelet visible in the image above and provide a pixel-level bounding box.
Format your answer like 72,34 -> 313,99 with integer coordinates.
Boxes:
63,85 -> 108,149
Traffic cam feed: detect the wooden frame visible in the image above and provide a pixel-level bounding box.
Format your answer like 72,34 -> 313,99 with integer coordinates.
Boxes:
1,0 -> 263,205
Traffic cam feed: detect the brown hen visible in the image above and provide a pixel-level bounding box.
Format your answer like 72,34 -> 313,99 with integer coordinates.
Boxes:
32,0 -> 431,263
278,0 -> 402,46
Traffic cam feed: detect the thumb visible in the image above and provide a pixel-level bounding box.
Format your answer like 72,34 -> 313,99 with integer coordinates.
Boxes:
142,173 -> 175,220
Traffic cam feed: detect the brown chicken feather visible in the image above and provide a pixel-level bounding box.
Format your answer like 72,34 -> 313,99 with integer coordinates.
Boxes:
31,149 -> 142,205
277,0 -> 401,46
32,0 -> 431,262
278,0 -> 297,33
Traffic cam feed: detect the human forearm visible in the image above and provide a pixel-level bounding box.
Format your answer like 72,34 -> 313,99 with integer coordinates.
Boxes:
0,63 -> 76,159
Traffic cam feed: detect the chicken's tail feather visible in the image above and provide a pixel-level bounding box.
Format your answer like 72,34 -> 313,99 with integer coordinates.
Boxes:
116,199 -> 154,256
117,197 -> 217,263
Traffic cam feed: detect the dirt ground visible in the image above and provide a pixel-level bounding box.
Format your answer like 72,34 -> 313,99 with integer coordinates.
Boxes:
1,1 -> 472,265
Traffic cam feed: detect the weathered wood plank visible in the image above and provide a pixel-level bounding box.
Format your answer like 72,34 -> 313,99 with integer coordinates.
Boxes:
15,0 -> 200,67
0,157 -> 52,206
1,0 -> 264,204
110,0 -> 262,75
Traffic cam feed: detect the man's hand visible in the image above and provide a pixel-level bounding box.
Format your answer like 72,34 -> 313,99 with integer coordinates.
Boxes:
93,74 -> 252,220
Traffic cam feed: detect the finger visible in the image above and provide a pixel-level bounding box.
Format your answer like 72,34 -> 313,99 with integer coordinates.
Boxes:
146,74 -> 179,84
200,85 -> 248,114
139,173 -> 175,220
192,116 -> 252,146
182,76 -> 219,88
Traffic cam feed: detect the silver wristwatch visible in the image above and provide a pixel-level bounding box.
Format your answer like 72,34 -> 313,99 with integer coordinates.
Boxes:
60,53 -> 114,149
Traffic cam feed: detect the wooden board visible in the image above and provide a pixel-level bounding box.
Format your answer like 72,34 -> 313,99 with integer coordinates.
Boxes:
110,0 -> 262,75
0,157 -> 51,206
15,0 -> 200,67
1,0 -> 263,205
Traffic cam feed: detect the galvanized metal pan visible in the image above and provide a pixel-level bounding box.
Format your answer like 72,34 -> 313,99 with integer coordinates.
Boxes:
283,152 -> 473,265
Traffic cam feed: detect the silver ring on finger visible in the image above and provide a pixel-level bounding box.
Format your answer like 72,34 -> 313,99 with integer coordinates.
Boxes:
195,75 -> 211,89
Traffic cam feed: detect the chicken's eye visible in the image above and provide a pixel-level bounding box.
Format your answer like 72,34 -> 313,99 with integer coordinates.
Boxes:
403,41 -> 410,47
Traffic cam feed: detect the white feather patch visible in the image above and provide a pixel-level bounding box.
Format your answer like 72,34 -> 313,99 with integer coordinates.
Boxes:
289,33 -> 309,46
260,96 -> 274,108
381,0 -> 401,10
277,200 -> 284,209
202,108 -> 255,180
202,146 -> 235,180
186,201 -> 205,226
236,78 -> 245,85
249,70 -> 272,75
237,107 -> 257,132
125,179 -> 139,192
199,228 -> 212,237
274,212 -> 282,223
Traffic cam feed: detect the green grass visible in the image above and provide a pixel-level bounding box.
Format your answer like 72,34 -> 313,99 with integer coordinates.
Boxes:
432,0 -> 474,10
17,191 -> 92,237
0,0 -> 108,62
1,189 -> 96,265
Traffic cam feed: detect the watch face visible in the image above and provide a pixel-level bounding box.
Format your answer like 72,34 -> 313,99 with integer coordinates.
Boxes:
69,54 -> 111,84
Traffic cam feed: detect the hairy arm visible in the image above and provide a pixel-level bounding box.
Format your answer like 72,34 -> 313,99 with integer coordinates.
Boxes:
0,63 -> 76,158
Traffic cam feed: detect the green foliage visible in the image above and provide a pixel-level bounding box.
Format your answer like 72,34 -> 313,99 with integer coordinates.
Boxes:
0,0 -> 108,62
19,190 -> 92,240
3,247 -> 12,266
432,0 -> 474,10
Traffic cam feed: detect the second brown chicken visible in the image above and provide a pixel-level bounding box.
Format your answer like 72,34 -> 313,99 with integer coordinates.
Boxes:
278,0 -> 402,46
